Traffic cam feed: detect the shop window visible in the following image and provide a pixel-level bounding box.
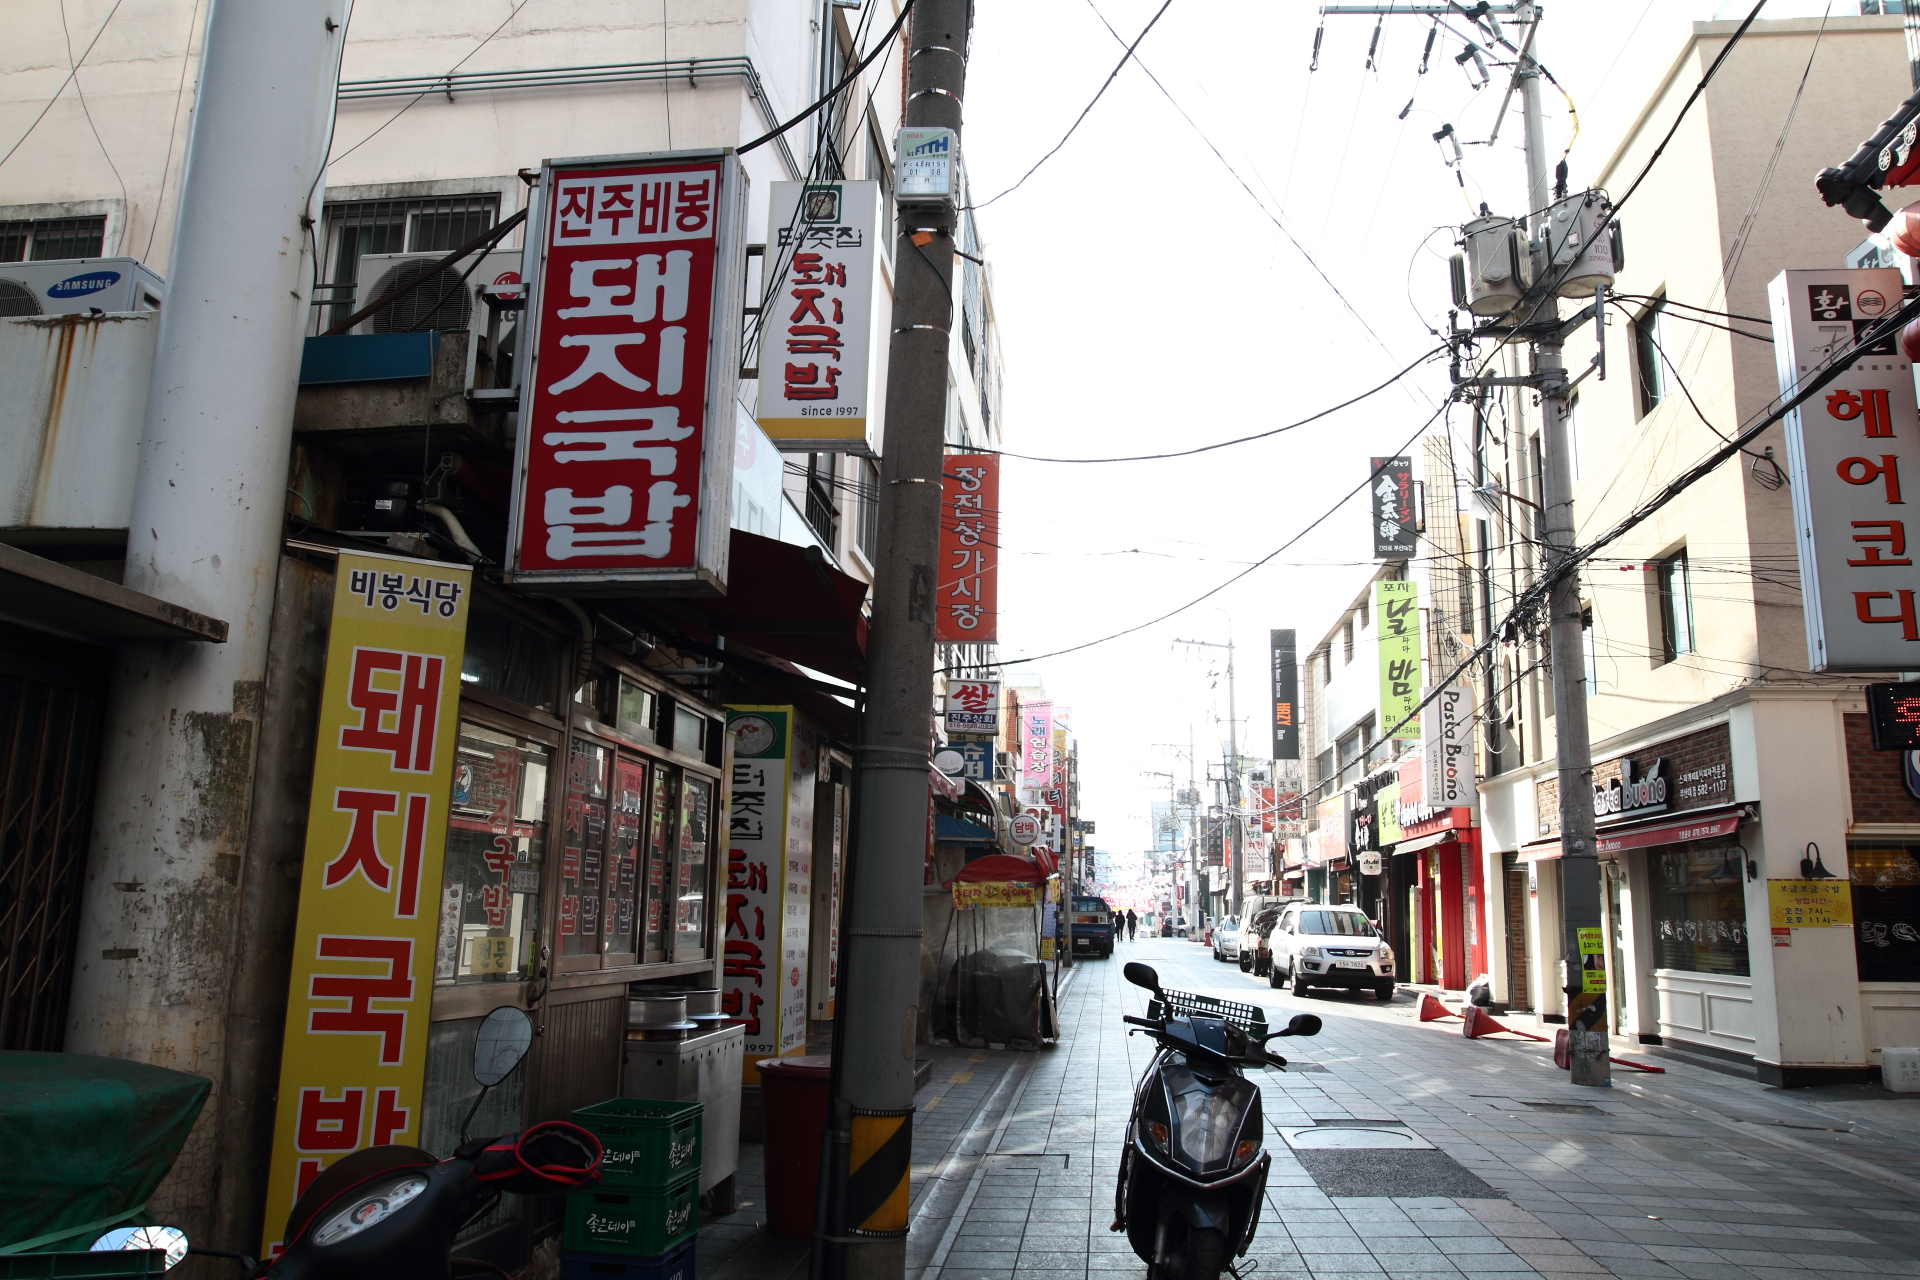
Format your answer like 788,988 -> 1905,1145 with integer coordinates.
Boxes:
1849,842 -> 1920,983
677,775 -> 713,955
439,726 -> 549,984
617,678 -> 656,738
645,765 -> 677,959
674,705 -> 706,756
1634,298 -> 1667,418
460,595 -> 566,712
1656,551 -> 1693,664
560,739 -> 645,965
1646,843 -> 1750,976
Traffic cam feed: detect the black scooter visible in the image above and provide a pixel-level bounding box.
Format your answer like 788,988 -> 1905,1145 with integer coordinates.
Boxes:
1113,961 -> 1320,1280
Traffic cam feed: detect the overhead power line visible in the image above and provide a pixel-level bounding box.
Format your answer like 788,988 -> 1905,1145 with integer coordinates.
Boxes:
739,0 -> 916,154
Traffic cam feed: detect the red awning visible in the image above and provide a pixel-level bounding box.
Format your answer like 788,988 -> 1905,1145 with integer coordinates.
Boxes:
948,853 -> 1046,885
930,767 -> 963,801
646,530 -> 869,684
1517,806 -> 1749,863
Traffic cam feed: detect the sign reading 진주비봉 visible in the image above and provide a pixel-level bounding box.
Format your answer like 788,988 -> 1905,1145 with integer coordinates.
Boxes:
263,552 -> 471,1255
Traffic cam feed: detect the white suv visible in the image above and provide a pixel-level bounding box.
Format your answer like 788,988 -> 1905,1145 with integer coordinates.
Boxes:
1266,904 -> 1395,1001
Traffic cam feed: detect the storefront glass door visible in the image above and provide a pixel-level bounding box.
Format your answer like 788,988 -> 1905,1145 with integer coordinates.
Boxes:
439,724 -> 550,984
676,774 -> 712,958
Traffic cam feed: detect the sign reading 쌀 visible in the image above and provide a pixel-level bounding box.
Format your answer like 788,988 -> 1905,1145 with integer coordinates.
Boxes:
1768,268 -> 1917,669
262,551 -> 471,1254
508,152 -> 746,592
756,181 -> 879,452
946,678 -> 1000,737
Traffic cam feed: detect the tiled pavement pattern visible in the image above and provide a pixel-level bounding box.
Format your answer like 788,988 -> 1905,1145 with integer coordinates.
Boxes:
699,938 -> 1920,1280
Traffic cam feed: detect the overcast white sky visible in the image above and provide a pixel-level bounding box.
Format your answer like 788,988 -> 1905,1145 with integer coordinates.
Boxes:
958,0 -> 1861,868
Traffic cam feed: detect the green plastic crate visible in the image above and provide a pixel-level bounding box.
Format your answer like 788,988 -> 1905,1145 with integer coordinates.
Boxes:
562,1176 -> 699,1257
0,1252 -> 169,1279
572,1097 -> 702,1190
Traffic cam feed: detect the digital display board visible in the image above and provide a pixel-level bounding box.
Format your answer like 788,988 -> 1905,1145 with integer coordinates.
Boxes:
1866,681 -> 1920,749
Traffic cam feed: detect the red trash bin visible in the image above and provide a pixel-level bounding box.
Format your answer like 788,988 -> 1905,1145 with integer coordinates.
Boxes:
756,1055 -> 833,1239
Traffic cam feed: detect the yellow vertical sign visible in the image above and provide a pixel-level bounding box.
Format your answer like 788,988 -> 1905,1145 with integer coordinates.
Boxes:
262,552 -> 471,1253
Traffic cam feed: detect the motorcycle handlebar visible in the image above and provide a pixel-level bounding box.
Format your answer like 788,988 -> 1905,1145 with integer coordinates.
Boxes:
1122,1015 -> 1164,1030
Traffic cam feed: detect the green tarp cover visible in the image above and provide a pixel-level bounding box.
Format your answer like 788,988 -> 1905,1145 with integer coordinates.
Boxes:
0,1053 -> 209,1252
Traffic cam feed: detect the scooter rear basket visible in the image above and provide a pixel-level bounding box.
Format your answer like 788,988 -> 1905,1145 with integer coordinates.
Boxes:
1148,988 -> 1269,1037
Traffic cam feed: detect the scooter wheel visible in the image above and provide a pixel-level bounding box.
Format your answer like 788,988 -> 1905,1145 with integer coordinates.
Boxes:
1185,1226 -> 1227,1280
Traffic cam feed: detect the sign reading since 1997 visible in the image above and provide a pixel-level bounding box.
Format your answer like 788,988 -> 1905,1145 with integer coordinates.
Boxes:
508,151 -> 746,592
1768,268 -> 1917,669
755,181 -> 879,453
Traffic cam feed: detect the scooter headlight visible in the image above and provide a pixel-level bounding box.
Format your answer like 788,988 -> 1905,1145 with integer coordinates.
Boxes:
311,1174 -> 430,1247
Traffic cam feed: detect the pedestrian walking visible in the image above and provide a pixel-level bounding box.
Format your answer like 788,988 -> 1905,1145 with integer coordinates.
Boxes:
1125,908 -> 1137,941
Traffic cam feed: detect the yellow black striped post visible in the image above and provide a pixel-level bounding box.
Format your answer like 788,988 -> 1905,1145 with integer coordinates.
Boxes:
845,1106 -> 913,1236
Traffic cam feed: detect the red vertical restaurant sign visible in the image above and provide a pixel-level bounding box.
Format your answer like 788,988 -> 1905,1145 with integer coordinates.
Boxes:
508,150 -> 747,592
937,453 -> 999,641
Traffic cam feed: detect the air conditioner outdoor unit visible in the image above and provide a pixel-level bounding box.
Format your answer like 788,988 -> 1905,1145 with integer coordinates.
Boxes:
348,250 -> 525,394
0,257 -> 166,318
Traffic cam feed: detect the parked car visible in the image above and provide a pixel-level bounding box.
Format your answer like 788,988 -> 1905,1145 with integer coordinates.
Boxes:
1071,895 -> 1116,958
1266,903 -> 1396,1000
1211,915 -> 1240,963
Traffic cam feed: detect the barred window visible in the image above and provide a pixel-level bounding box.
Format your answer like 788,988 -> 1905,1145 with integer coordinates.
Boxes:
0,215 -> 107,263
315,195 -> 498,332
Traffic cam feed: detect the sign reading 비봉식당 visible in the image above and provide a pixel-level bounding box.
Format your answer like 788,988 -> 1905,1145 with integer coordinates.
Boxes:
263,552 -> 472,1254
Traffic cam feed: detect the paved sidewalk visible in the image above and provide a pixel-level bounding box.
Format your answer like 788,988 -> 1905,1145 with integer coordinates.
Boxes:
702,936 -> 1920,1280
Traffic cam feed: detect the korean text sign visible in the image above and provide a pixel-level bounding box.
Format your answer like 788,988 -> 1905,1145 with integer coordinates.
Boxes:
1020,700 -> 1053,790
1269,629 -> 1298,760
756,181 -> 880,452
937,454 -> 999,641
945,677 -> 1000,737
1767,879 -> 1855,929
953,881 -> 1038,909
1768,268 -> 1917,669
509,152 -> 745,590
263,552 -> 471,1252
1371,457 -> 1417,559
1376,580 -> 1420,739
723,707 -> 815,1081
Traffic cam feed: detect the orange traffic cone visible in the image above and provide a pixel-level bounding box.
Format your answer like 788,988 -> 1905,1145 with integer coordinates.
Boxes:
1418,992 -> 1459,1022
1462,1006 -> 1548,1041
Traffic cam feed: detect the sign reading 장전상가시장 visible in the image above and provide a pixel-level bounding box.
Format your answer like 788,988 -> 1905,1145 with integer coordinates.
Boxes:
262,552 -> 472,1253
1768,268 -> 1920,669
507,152 -> 746,592
937,454 -> 999,642
755,181 -> 880,453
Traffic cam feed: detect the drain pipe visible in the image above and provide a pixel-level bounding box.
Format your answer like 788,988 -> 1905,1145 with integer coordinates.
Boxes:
418,502 -> 486,562
556,598 -> 596,690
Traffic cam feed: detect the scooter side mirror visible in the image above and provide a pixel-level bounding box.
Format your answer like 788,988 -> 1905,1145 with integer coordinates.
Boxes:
92,1226 -> 189,1271
1279,1013 -> 1322,1038
474,1004 -> 534,1086
1122,961 -> 1160,993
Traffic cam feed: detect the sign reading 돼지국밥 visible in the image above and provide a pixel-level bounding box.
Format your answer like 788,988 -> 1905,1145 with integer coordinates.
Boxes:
1376,580 -> 1419,738
1270,629 -> 1299,760
263,551 -> 471,1253
1768,268 -> 1918,669
508,150 -> 747,592
1371,456 -> 1417,559
937,454 -> 999,641
755,181 -> 880,452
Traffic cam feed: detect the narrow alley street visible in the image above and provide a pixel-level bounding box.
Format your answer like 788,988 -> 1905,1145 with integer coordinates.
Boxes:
708,936 -> 1920,1280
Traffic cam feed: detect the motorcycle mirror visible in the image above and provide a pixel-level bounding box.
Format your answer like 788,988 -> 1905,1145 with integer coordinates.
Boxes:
1122,961 -> 1160,992
473,1004 -> 534,1086
1282,1013 -> 1323,1038
92,1226 -> 189,1271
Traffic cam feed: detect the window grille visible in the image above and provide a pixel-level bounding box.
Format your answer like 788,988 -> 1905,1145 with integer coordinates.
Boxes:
314,195 -> 499,333
0,215 -> 107,263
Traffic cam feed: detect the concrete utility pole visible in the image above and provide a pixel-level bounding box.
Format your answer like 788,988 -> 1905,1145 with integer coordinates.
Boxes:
64,0 -> 354,1237
1318,1 -> 1607,1086
1176,634 -> 1241,915
835,0 -> 970,1272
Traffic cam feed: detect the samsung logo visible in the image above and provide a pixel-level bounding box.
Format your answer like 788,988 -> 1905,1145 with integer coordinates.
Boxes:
47,271 -> 121,298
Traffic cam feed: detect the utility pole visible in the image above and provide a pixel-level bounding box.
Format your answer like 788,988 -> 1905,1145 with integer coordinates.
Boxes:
64,1 -> 354,1243
834,0 -> 971,1272
1318,1 -> 1607,1086
1176,635 -> 1241,916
